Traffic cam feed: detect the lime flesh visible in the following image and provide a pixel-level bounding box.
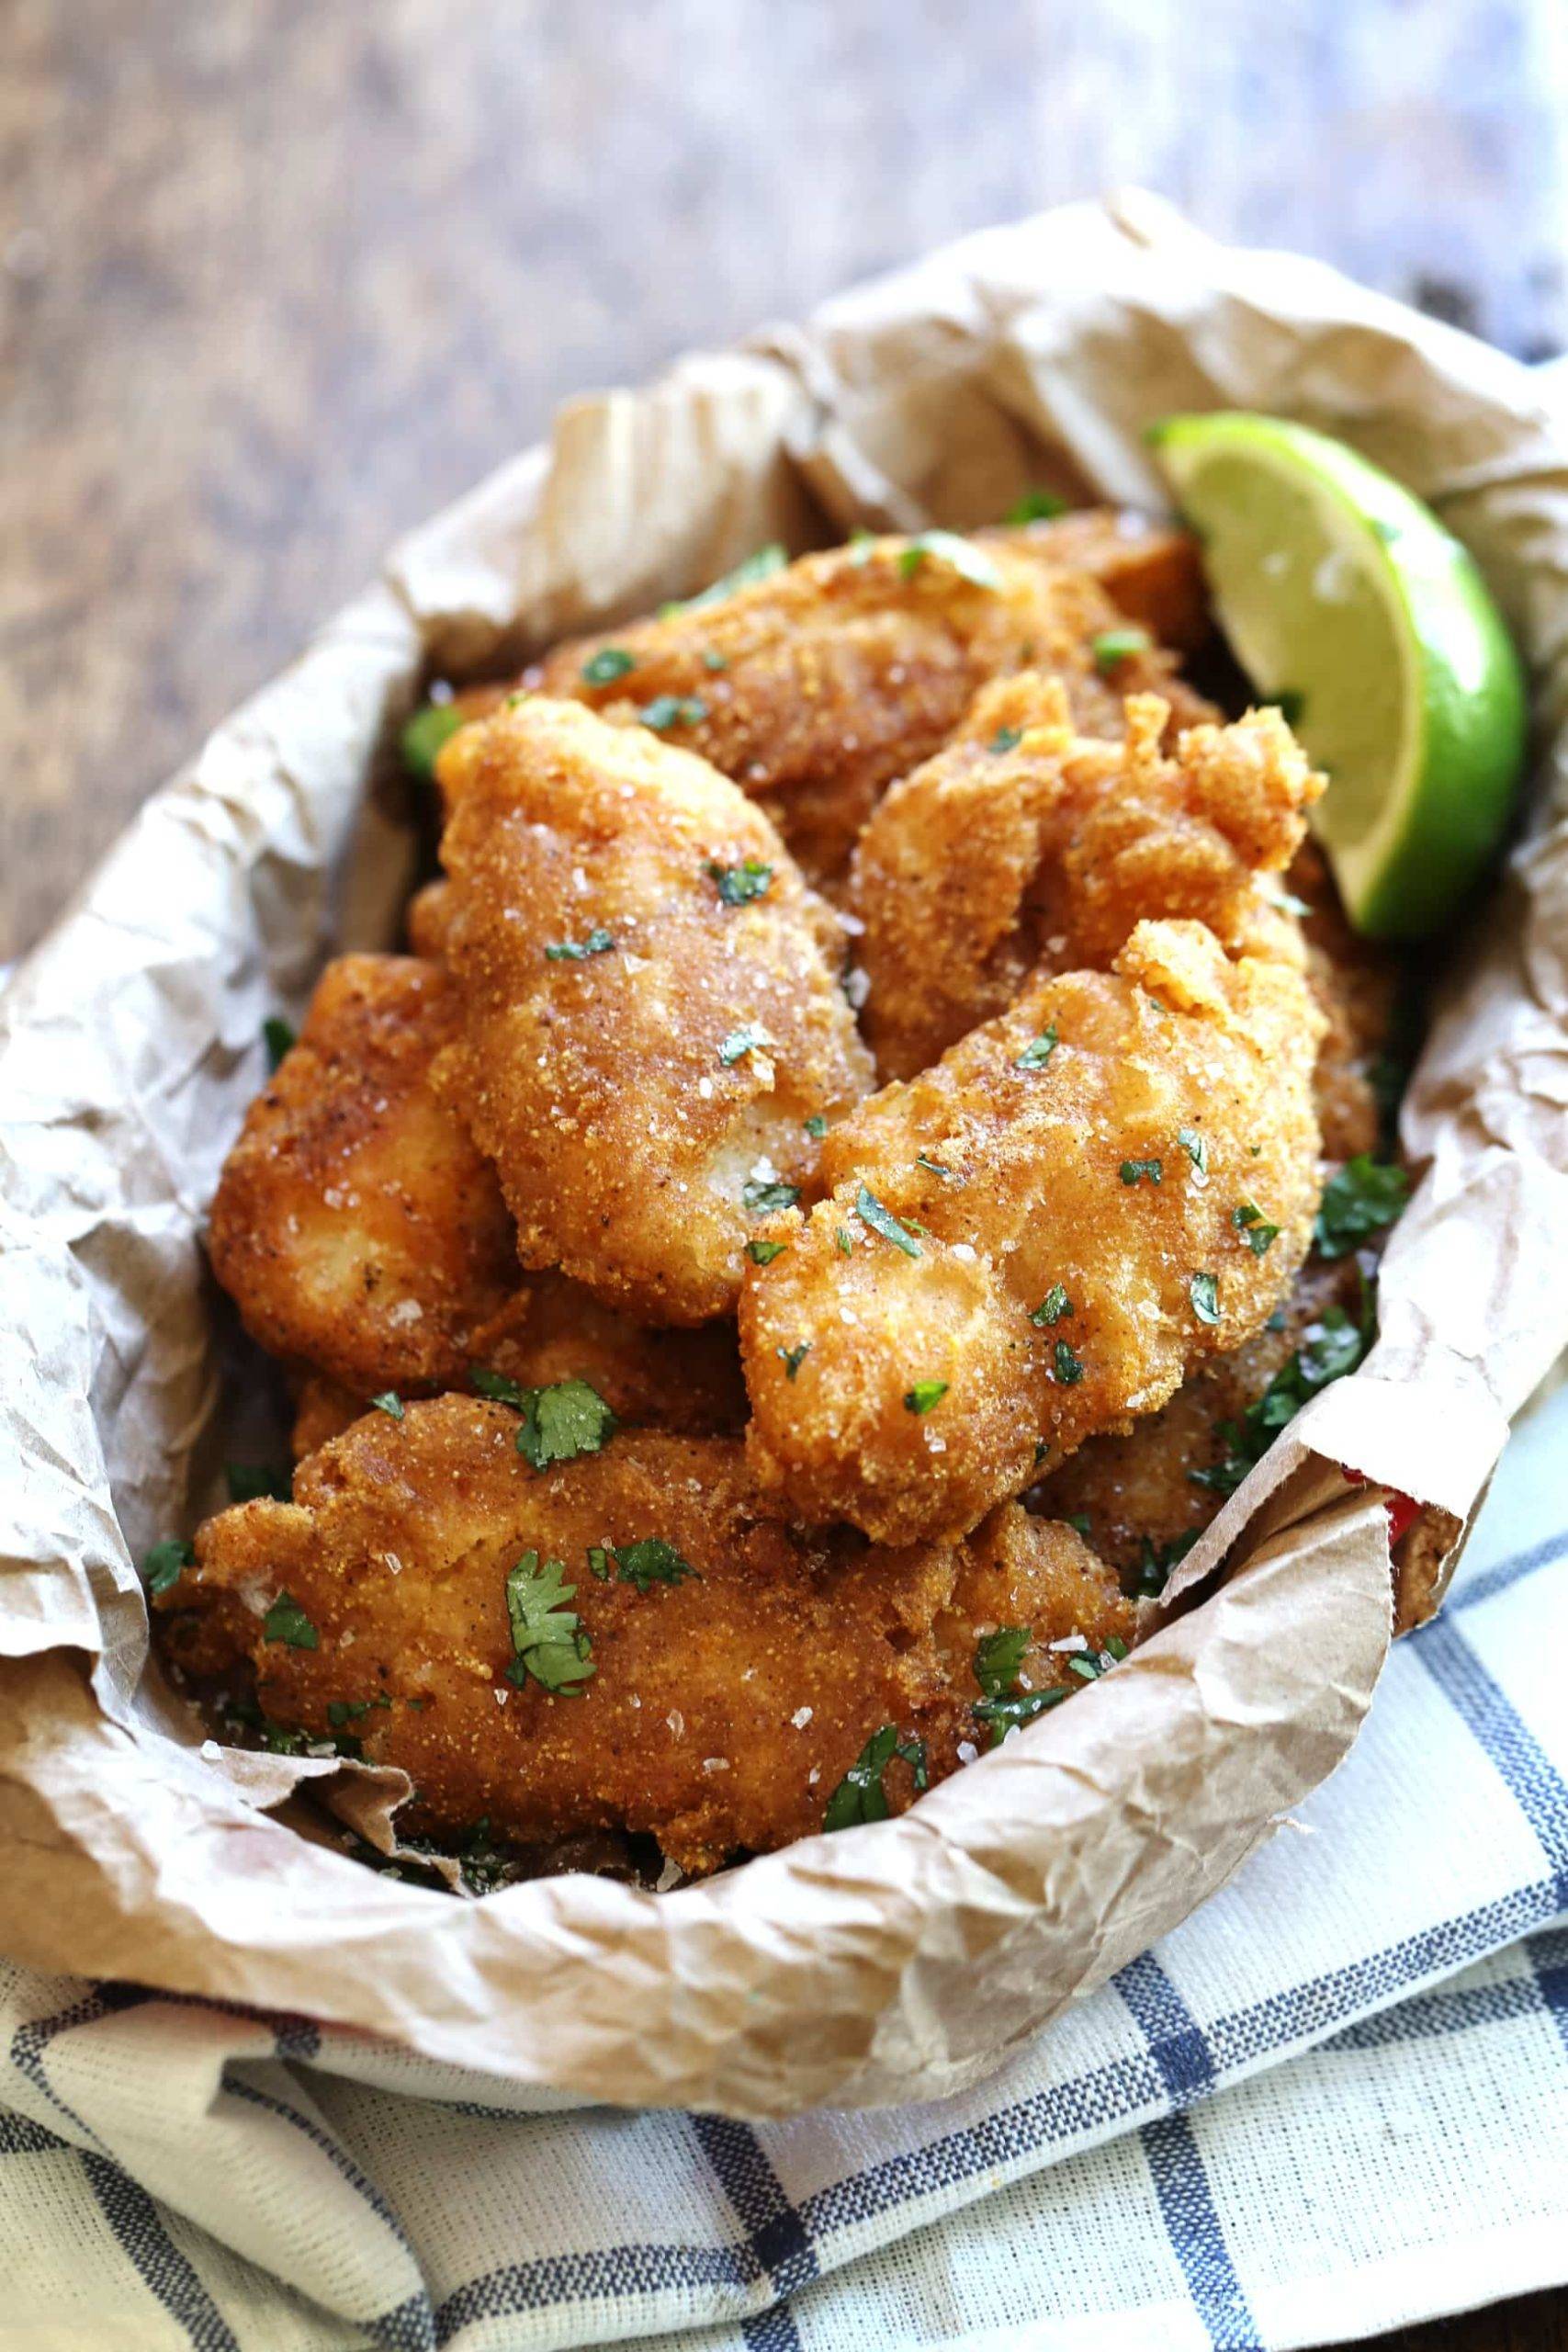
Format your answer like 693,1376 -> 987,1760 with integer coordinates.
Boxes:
1149,413 -> 1527,940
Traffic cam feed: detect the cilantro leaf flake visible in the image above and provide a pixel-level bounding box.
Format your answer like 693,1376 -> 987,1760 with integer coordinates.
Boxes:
263,1015 -> 295,1072
1014,1023 -> 1059,1072
263,1592 -> 319,1649
904,1378 -> 949,1414
743,1177 -> 800,1216
1030,1284 -> 1072,1328
1190,1272 -> 1221,1325
1314,1155 -> 1410,1258
515,1379 -> 618,1471
1091,626 -> 1152,673
897,530 -> 1004,590
581,646 -> 636,685
854,1183 -> 921,1257
545,927 -> 615,962
142,1536 -> 194,1598
823,1724 -> 929,1831
707,856 -> 773,906
503,1552 -> 594,1694
611,1538 -> 699,1592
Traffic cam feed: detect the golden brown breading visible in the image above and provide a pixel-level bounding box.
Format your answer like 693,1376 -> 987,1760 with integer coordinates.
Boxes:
853,686 -> 1319,1080
1036,1255 -> 1369,1577
159,1400 -> 1133,1874
434,697 -> 873,1325
739,920 -> 1324,1544
208,956 -> 522,1395
405,877 -> 453,960
534,527 -> 1215,884
1287,840 -> 1403,1161
982,510 -> 1213,650
290,1276 -> 747,1460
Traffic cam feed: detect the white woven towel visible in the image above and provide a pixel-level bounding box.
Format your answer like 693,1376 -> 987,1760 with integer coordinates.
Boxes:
5,1378 -> 1566,2352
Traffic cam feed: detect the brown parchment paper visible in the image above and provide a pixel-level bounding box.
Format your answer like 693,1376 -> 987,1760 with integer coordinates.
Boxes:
4,192 -> 1568,2119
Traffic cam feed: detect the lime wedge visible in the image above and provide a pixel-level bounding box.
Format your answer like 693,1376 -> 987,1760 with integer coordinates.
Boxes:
1148,413 -> 1526,939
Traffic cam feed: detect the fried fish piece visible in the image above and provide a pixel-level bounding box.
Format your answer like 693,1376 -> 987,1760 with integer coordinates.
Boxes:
160,1399 -> 1133,1875
739,920 -> 1324,1544
1286,840 -> 1404,1161
434,697 -> 874,1325
1036,1253 -> 1371,1584
208,956 -> 522,1396
535,527 -> 1215,883
290,1275 -> 747,1459
853,686 -> 1319,1080
983,509 -> 1213,651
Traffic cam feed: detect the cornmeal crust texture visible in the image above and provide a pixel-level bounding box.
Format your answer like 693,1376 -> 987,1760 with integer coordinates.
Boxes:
162,1399 -> 1133,1875
184,509 -> 1409,1883
535,522 -> 1215,884
740,920 -> 1325,1544
434,696 -> 874,1325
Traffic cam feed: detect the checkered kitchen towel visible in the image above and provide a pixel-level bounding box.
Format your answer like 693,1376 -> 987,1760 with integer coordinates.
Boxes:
4,1377 -> 1566,2352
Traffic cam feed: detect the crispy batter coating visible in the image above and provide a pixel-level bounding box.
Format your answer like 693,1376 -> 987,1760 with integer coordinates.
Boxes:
290,1275 -> 747,1459
1287,841 -> 1403,1161
739,920 -> 1324,1544
853,686 -> 1319,1079
1037,1254 -> 1369,1577
161,1400 -> 1133,1874
535,526 -> 1215,883
405,877 -> 453,960
208,956 -> 522,1395
434,696 -> 873,1325
981,511 -> 1213,651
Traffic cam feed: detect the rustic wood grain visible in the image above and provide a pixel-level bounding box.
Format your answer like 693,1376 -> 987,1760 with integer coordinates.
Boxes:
1,6 -> 1564,2342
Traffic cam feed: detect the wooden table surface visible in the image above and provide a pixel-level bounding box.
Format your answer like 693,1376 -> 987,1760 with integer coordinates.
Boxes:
3,3 -> 1564,2344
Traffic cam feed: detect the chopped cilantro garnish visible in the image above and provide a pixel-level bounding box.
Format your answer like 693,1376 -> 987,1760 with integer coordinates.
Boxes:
746,1238 -> 787,1265
975,1625 -> 1032,1698
637,695 -> 708,730
400,700 -> 465,781
471,1367 -> 531,1408
1007,488 -> 1067,525
680,543 -> 788,609
897,530 -> 1003,590
457,1815 -> 514,1895
1064,1512 -> 1092,1538
327,1696 -> 389,1726
1178,1126 -> 1208,1175
1190,1272 -> 1221,1325
1314,1155 -> 1410,1258
545,927 -> 615,961
263,1015 -> 295,1072
743,1177 -> 800,1216
370,1392 -> 404,1420
142,1537 -> 194,1598
990,725 -> 1022,754
804,1112 -> 829,1140
718,1024 -> 769,1067
1120,1159 -> 1162,1186
1191,1292 -> 1375,1498
823,1724 -> 929,1830
1134,1529 -> 1199,1599
1031,1284 -> 1072,1328
610,1538 -> 699,1592
854,1184 -> 921,1257
263,1593 -> 318,1649
1052,1340 -> 1085,1385
586,1546 -> 612,1580
701,648 -> 728,672
904,1379 -> 949,1414
1014,1023 -> 1059,1072
972,1626 -> 1066,1747
503,1552 -> 594,1694
1232,1203 -> 1280,1256
916,1153 -> 957,1181
777,1342 -> 811,1380
225,1463 -> 290,1504
581,646 -> 637,685
1091,626 -> 1152,673
514,1379 -> 618,1471
835,1226 -> 854,1254
707,856 -> 773,905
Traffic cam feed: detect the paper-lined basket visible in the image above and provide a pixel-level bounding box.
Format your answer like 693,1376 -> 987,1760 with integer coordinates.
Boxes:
2,193 -> 1566,2117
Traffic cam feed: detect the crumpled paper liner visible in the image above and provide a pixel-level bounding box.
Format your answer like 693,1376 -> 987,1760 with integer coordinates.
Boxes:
2,192 -> 1566,2118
